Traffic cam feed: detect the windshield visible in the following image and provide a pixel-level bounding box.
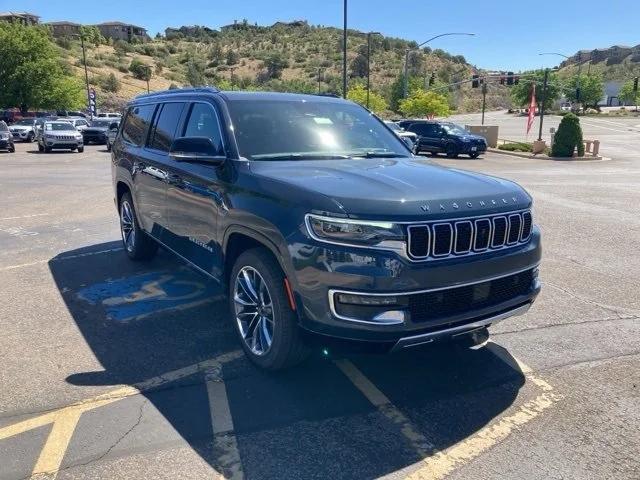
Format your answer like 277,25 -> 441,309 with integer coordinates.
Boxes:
441,123 -> 469,135
46,122 -> 75,131
90,120 -> 112,128
227,99 -> 410,160
15,119 -> 35,126
384,121 -> 401,132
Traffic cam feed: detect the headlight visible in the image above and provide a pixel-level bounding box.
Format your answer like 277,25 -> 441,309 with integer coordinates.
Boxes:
305,214 -> 405,249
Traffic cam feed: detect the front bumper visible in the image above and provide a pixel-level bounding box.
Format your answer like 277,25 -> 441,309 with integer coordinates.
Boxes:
459,142 -> 487,154
10,130 -> 31,141
0,138 -> 13,149
288,227 -> 541,345
44,139 -> 83,149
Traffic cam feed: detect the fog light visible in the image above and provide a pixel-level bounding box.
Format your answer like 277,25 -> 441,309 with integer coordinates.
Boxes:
337,293 -> 399,306
372,310 -> 406,324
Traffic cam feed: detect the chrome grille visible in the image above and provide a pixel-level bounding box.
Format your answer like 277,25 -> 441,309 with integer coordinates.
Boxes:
407,210 -> 533,260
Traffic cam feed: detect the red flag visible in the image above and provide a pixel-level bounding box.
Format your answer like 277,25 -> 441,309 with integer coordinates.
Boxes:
526,83 -> 536,135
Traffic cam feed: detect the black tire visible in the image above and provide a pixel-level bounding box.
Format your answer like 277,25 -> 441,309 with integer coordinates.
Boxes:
8,144 -> 15,153
469,152 -> 480,159
44,146 -> 52,153
38,143 -> 44,152
230,248 -> 309,370
119,192 -> 158,261
445,144 -> 459,158
106,143 -> 111,152
77,146 -> 84,153
27,132 -> 34,142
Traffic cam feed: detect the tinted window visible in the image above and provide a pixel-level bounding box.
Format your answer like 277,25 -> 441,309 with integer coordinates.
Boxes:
150,102 -> 185,152
408,123 -> 435,135
122,104 -> 155,146
182,103 -> 223,154
227,99 -> 408,160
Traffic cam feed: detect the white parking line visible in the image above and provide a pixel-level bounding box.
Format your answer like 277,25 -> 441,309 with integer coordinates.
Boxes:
0,247 -> 124,272
0,213 -> 49,221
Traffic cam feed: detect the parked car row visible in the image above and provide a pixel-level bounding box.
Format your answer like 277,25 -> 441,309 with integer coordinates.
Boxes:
28,117 -> 120,153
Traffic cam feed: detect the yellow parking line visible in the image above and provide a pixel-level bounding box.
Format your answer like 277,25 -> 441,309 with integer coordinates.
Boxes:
0,350 -> 243,479
405,344 -> 562,479
334,359 -> 436,458
205,364 -> 244,480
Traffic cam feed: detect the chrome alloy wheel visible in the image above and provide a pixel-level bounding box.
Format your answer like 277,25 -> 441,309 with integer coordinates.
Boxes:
233,266 -> 274,356
120,200 -> 136,252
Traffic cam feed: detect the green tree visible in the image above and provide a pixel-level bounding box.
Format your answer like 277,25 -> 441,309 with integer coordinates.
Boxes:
262,52 -> 289,80
79,26 -> 105,46
389,74 -> 427,112
564,73 -> 604,108
349,53 -> 368,78
347,83 -> 388,113
226,49 -> 239,65
551,113 -> 584,157
101,73 -> 121,93
128,58 -> 151,80
186,61 -> 205,86
510,70 -> 562,111
399,90 -> 450,118
618,79 -> 639,106
0,22 -> 84,112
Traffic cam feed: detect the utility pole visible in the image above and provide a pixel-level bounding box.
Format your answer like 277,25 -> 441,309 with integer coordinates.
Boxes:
79,33 -> 91,118
481,81 -> 487,125
342,0 -> 348,98
538,68 -> 549,141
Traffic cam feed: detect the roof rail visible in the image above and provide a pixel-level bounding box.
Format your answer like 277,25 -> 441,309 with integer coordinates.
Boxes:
132,86 -> 220,101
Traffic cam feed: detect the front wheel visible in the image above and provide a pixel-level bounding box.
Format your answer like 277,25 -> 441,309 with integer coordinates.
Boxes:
77,146 -> 84,153
8,144 -> 15,153
469,152 -> 480,159
27,132 -> 34,142
230,248 -> 309,370
119,192 -> 158,261
38,143 -> 44,152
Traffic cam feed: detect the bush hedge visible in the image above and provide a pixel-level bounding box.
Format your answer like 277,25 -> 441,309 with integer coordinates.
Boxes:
552,113 -> 584,157
498,142 -> 532,152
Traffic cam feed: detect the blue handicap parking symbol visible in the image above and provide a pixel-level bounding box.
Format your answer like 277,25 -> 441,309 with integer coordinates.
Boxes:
78,268 -> 222,322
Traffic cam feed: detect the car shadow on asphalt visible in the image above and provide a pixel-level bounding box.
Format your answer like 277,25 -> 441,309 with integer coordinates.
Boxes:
49,241 -> 526,479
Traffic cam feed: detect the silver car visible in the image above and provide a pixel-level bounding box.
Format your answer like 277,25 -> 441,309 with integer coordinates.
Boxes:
8,118 -> 38,142
37,121 -> 84,153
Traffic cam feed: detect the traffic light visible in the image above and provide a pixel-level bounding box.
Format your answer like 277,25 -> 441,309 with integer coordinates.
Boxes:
472,74 -> 479,88
514,75 -> 520,85
429,72 -> 436,86
506,72 -> 514,86
634,77 -> 639,92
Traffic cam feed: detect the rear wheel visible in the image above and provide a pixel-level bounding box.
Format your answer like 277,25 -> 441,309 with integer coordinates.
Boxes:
119,192 -> 158,261
469,152 -> 480,159
445,144 -> 459,158
230,248 -> 309,370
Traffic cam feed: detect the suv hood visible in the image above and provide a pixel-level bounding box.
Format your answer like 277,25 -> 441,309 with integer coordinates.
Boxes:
9,126 -> 31,131
249,157 -> 530,221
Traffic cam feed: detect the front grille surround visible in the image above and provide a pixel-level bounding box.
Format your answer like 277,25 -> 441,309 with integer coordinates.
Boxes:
407,209 -> 533,261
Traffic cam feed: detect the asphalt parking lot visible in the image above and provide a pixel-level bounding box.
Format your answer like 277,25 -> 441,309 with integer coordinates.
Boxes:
1,137 -> 639,479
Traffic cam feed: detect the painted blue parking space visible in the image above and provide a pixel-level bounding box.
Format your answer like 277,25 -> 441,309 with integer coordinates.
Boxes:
77,267 -> 223,322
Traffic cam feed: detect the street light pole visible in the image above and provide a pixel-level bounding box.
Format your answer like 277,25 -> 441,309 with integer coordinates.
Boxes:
538,68 -> 549,141
402,32 -> 474,98
342,0 -> 348,98
481,81 -> 487,125
79,33 -> 91,118
366,32 -> 381,109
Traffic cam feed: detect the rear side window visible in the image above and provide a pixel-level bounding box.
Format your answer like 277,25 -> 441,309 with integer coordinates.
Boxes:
122,104 -> 155,146
149,102 -> 185,152
182,103 -> 224,154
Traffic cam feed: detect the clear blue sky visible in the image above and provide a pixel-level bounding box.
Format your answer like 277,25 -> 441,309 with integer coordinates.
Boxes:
10,0 -> 639,71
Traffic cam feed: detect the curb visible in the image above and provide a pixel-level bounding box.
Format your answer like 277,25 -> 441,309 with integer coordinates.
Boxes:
488,148 -> 609,162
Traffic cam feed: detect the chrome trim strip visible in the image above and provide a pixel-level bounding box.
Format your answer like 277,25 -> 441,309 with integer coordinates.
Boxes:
453,220 -> 473,254
491,216 -> 508,248
432,223 -> 454,257
521,211 -> 533,242
328,263 -> 538,325
407,224 -> 430,259
473,218 -> 492,252
391,303 -> 531,352
507,213 -> 522,246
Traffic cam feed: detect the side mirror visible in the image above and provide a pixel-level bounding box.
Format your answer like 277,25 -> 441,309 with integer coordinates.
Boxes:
169,137 -> 226,166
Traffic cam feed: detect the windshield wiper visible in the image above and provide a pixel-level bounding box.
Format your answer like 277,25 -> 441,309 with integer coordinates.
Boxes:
251,153 -> 351,161
349,151 -> 409,158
